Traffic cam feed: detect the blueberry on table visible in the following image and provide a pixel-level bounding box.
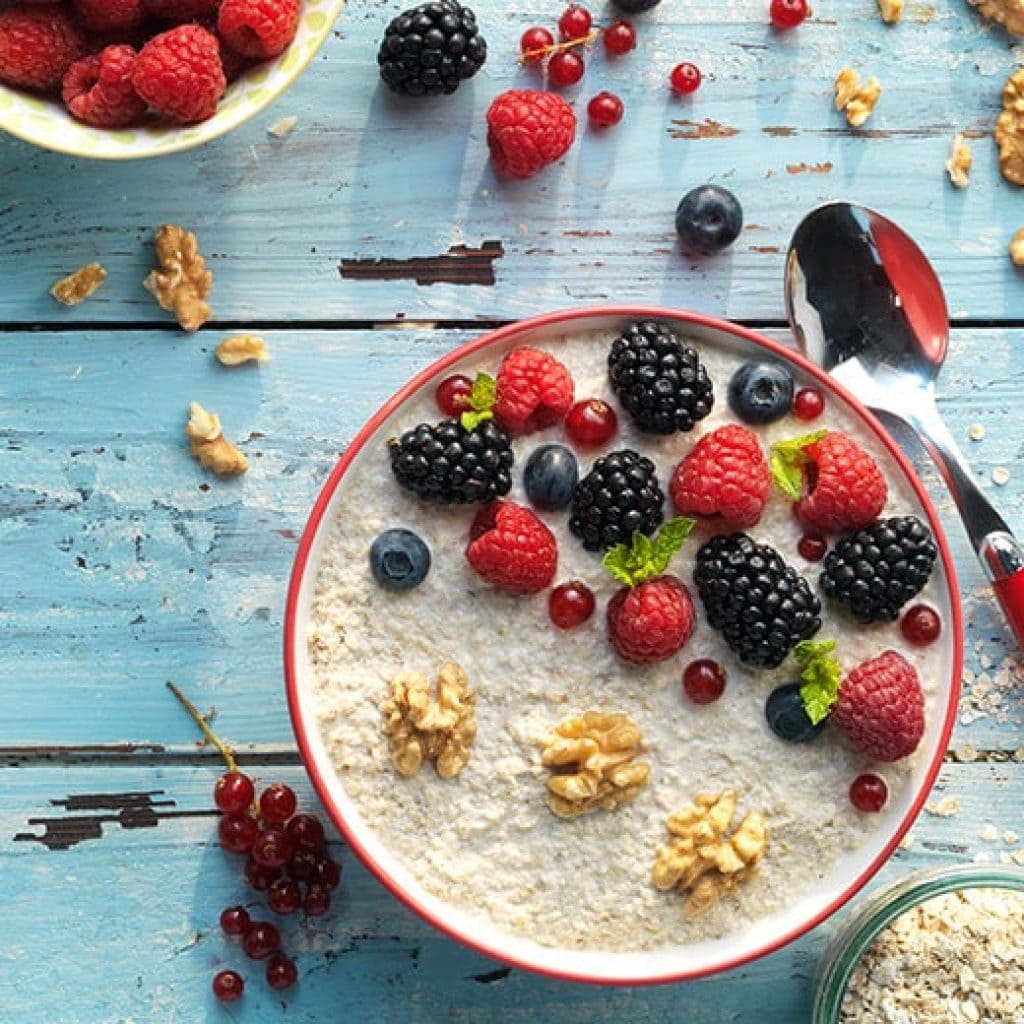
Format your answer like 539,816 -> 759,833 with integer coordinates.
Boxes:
675,185 -> 744,255
523,444 -> 579,510
728,359 -> 795,425
610,0 -> 662,11
765,682 -> 828,742
370,528 -> 431,590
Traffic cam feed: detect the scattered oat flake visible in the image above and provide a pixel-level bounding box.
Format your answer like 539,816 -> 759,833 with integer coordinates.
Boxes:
968,424 -> 985,441
267,115 -> 297,138
50,262 -> 107,306
925,796 -> 960,816
979,823 -> 1000,842
992,467 -> 1010,486
1004,830 -> 1020,844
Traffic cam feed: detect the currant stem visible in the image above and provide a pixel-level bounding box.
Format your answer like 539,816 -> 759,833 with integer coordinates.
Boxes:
166,680 -> 239,773
520,28 -> 600,63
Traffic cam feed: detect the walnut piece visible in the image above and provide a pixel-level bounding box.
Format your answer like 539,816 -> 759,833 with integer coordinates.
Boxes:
996,69 -> 1024,186
834,68 -> 882,128
185,401 -> 248,476
144,224 -> 212,332
50,262 -> 107,306
652,789 -> 769,918
1011,229 -> 1024,267
381,662 -> 476,779
946,133 -> 973,188
215,334 -> 270,366
541,710 -> 650,818
967,0 -> 1024,35
876,0 -> 903,22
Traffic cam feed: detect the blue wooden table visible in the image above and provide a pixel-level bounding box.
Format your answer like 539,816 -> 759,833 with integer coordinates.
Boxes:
2,0 -> 1023,1019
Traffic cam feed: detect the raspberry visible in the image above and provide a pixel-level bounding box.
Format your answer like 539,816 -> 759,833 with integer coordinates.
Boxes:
465,500 -> 557,594
0,5 -> 85,91
62,45 -> 146,128
73,0 -> 146,35
486,89 -> 577,180
607,575 -> 694,664
831,650 -> 925,762
143,0 -> 219,23
669,425 -> 770,528
131,24 -> 225,124
218,0 -> 299,60
795,431 -> 887,533
494,346 -> 574,434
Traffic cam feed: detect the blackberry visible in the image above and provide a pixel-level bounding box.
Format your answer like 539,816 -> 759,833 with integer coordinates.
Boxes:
569,449 -> 664,551
821,516 -> 937,623
608,321 -> 714,435
377,1 -> 487,97
694,533 -> 821,669
388,418 -> 513,504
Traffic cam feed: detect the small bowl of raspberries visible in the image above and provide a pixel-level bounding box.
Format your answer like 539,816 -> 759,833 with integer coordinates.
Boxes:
0,0 -> 345,157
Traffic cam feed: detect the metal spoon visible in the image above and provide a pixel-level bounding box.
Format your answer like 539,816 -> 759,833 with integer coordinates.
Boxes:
785,201 -> 1024,645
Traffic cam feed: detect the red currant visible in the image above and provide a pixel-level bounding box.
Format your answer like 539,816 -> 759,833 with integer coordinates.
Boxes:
587,91 -> 624,128
317,857 -> 342,891
682,659 -> 727,704
259,783 -> 297,825
565,399 -> 618,446
520,26 -> 554,61
603,19 -> 636,55
219,905 -> 250,936
900,605 -> 942,647
793,386 -> 825,421
244,857 -> 281,891
266,953 -> 299,991
242,921 -> 281,960
770,0 -> 809,28
548,50 -> 585,87
267,878 -> 303,915
212,969 -> 244,1003
558,4 -> 592,39
669,62 -> 702,95
549,581 -> 596,629
436,374 -> 474,417
797,534 -> 828,562
288,849 -> 319,882
304,882 -> 332,917
849,773 -> 888,813
286,813 -> 325,850
218,814 -> 259,854
214,772 -> 254,816
251,827 -> 295,870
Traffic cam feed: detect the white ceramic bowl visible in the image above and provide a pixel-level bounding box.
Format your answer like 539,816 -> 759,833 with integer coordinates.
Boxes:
0,0 -> 344,159
285,306 -> 963,985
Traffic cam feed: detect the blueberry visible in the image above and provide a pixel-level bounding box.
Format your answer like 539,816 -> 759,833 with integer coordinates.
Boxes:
674,185 -> 743,256
523,444 -> 578,511
765,682 -> 828,743
610,0 -> 661,10
369,528 -> 431,591
728,359 -> 795,425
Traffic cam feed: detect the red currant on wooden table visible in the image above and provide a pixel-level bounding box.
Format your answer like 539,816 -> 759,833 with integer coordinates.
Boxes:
797,534 -> 828,562
286,813 -> 326,850
588,91 -> 624,128
242,921 -> 281,960
304,882 -> 332,917
793,386 -> 825,421
565,399 -> 618,446
770,0 -> 809,27
558,4 -> 592,39
548,50 -> 585,87
682,659 -> 727,704
212,969 -> 245,1003
220,906 -> 251,936
849,773 -> 888,812
603,19 -> 636,55
244,857 -> 281,891
288,848 -> 320,882
549,580 -> 596,629
267,878 -> 303,915
669,62 -> 702,95
219,814 -> 260,854
900,604 -> 942,646
436,373 -> 474,415
251,827 -> 295,870
317,857 -> 343,890
214,772 -> 255,815
259,783 -> 297,825
266,953 -> 299,991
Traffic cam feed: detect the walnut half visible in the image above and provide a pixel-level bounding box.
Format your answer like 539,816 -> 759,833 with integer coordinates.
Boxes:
541,710 -> 651,818
652,789 -> 769,918
834,68 -> 882,128
185,401 -> 248,476
144,224 -> 212,332
946,133 -> 973,188
876,0 -> 903,22
215,334 -> 270,366
967,0 -> 1024,36
381,662 -> 476,779
996,69 -> 1024,186
50,262 -> 107,306
1011,229 -> 1024,267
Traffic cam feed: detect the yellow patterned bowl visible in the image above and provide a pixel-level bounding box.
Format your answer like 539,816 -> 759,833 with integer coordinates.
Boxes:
0,0 -> 344,159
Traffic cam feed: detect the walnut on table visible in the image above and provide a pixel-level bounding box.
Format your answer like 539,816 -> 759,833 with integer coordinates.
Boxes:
996,69 -> 1024,186
185,401 -> 248,476
50,262 -> 107,306
876,0 -> 903,23
967,0 -> 1024,35
381,662 -> 476,779
834,68 -> 882,128
1011,229 -> 1024,267
946,133 -> 973,188
652,789 -> 769,918
144,224 -> 212,332
541,710 -> 650,818
215,334 -> 270,366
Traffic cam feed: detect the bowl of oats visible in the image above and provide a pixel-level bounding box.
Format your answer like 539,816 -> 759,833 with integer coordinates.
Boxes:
814,864 -> 1024,1023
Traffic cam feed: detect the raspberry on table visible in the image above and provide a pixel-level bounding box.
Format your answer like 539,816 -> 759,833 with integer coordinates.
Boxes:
607,574 -> 694,664
143,0 -> 220,22
131,24 -> 226,124
670,424 -> 770,528
0,5 -> 86,91
72,0 -> 146,36
218,0 -> 299,60
795,431 -> 887,533
486,88 -> 577,179
465,500 -> 558,594
62,45 -> 147,128
493,346 -> 574,434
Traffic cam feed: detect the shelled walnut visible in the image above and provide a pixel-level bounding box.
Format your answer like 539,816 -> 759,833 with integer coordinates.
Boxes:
876,0 -> 903,23
652,789 -> 769,918
541,710 -> 650,818
215,334 -> 270,366
144,224 -> 212,332
834,68 -> 882,128
946,134 -> 973,188
185,401 -> 248,476
1011,229 -> 1024,267
50,262 -> 107,306
996,69 -> 1024,185
381,662 -> 476,779
967,0 -> 1024,35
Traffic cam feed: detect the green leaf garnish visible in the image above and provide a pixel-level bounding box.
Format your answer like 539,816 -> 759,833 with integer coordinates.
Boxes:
602,517 -> 696,588
459,373 -> 497,431
769,429 -> 828,499
794,639 -> 842,726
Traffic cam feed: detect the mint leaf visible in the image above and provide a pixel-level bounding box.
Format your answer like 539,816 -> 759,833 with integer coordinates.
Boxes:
459,408 -> 493,431
770,429 -> 828,499
467,373 -> 496,413
794,639 -> 836,665
601,517 -> 696,588
795,638 -> 842,726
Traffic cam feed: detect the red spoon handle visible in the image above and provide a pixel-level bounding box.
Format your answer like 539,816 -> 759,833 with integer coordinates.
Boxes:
992,568 -> 1024,647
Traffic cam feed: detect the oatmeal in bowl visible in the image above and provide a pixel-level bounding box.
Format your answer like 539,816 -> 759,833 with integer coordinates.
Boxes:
285,307 -> 962,984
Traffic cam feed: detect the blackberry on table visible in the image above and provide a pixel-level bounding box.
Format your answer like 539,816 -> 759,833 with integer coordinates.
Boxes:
377,1 -> 487,97
388,418 -> 513,504
569,449 -> 664,551
608,321 -> 714,435
821,516 -> 937,623
694,533 -> 821,669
